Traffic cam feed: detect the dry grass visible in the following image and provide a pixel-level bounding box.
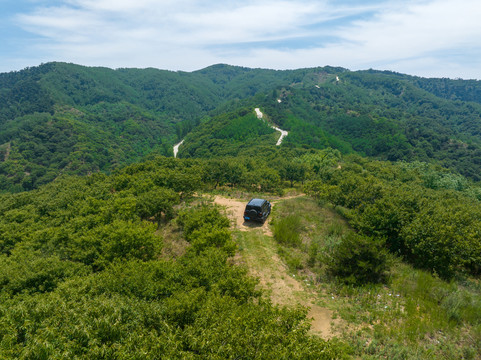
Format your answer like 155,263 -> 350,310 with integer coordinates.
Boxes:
158,221 -> 189,260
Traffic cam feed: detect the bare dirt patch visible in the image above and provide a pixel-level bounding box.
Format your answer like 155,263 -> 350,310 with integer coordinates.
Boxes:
214,195 -> 338,338
214,195 -> 273,236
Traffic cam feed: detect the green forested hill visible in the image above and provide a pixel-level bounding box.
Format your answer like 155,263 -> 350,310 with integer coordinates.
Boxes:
166,65 -> 481,182
0,62 -> 323,191
2,62 -> 481,192
179,107 -> 278,158
181,68 -> 481,179
0,63 -> 210,191
2,60 -> 481,357
252,70 -> 481,179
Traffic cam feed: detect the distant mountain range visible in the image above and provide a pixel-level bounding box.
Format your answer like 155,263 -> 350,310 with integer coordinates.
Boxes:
2,62 -> 481,192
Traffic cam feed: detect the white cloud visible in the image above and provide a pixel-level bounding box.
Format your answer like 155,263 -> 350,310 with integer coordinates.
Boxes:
10,0 -> 481,78
174,2 -> 319,44
338,0 -> 481,61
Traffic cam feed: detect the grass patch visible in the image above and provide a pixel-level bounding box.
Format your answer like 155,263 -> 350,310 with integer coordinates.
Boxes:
235,229 -> 277,270
270,194 -> 481,359
325,260 -> 481,359
277,246 -> 305,270
271,196 -> 349,274
273,214 -> 302,247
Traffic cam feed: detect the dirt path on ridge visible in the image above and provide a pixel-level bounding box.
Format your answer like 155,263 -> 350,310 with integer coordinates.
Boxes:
173,139 -> 184,158
214,195 -> 337,338
214,196 -> 273,236
254,108 -> 288,146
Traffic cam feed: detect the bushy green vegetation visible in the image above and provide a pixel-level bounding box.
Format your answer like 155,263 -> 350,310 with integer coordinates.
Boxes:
179,107 -> 277,158
1,146 -> 481,358
3,61 -> 481,358
271,196 -> 481,359
273,214 -> 303,248
268,154 -> 481,356
0,63 -> 288,192
4,62 -> 481,192
177,205 -> 236,256
0,156 -> 346,359
257,71 -> 481,179
305,155 -> 481,279
326,233 -> 389,285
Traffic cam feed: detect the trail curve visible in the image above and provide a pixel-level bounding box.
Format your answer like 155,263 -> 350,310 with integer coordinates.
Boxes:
254,108 -> 288,146
173,139 -> 184,158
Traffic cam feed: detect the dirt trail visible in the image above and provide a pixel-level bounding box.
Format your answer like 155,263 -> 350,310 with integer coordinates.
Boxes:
173,139 -> 184,158
214,195 -> 337,338
254,108 -> 288,146
214,196 -> 273,236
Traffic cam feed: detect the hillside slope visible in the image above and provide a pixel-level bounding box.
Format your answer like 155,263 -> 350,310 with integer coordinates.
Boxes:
2,62 -> 481,192
184,69 -> 481,179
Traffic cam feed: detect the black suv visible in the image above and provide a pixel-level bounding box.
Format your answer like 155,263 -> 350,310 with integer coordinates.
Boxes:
243,198 -> 271,223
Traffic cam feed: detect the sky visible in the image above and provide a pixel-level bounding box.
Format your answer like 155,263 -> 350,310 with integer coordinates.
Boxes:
1,0 -> 481,79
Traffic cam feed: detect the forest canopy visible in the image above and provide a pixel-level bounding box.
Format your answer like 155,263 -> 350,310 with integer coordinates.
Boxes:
3,62 -> 481,192
0,156 -> 350,359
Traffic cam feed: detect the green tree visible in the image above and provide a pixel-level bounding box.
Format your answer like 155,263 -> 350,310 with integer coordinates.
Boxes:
279,160 -> 308,187
326,232 -> 389,285
136,187 -> 180,226
402,198 -> 481,278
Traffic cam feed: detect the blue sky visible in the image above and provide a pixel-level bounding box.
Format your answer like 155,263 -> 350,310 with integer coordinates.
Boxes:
1,0 -> 481,79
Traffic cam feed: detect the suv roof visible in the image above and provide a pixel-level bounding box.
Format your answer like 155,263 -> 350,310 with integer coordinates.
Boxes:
247,198 -> 266,207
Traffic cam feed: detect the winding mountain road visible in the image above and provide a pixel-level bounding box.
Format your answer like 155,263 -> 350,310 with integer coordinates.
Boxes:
173,139 -> 184,158
254,108 -> 288,145
172,108 -> 288,156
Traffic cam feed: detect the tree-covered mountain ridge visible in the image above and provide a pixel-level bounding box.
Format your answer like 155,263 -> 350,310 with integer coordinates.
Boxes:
2,61 -> 481,192
2,62 -> 481,358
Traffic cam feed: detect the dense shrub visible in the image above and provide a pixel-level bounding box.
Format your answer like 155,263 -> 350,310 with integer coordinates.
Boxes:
0,250 -> 88,296
177,205 -> 235,255
326,232 -> 389,285
0,168 -> 348,358
305,158 -> 481,278
176,205 -> 230,241
401,198 -> 481,278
